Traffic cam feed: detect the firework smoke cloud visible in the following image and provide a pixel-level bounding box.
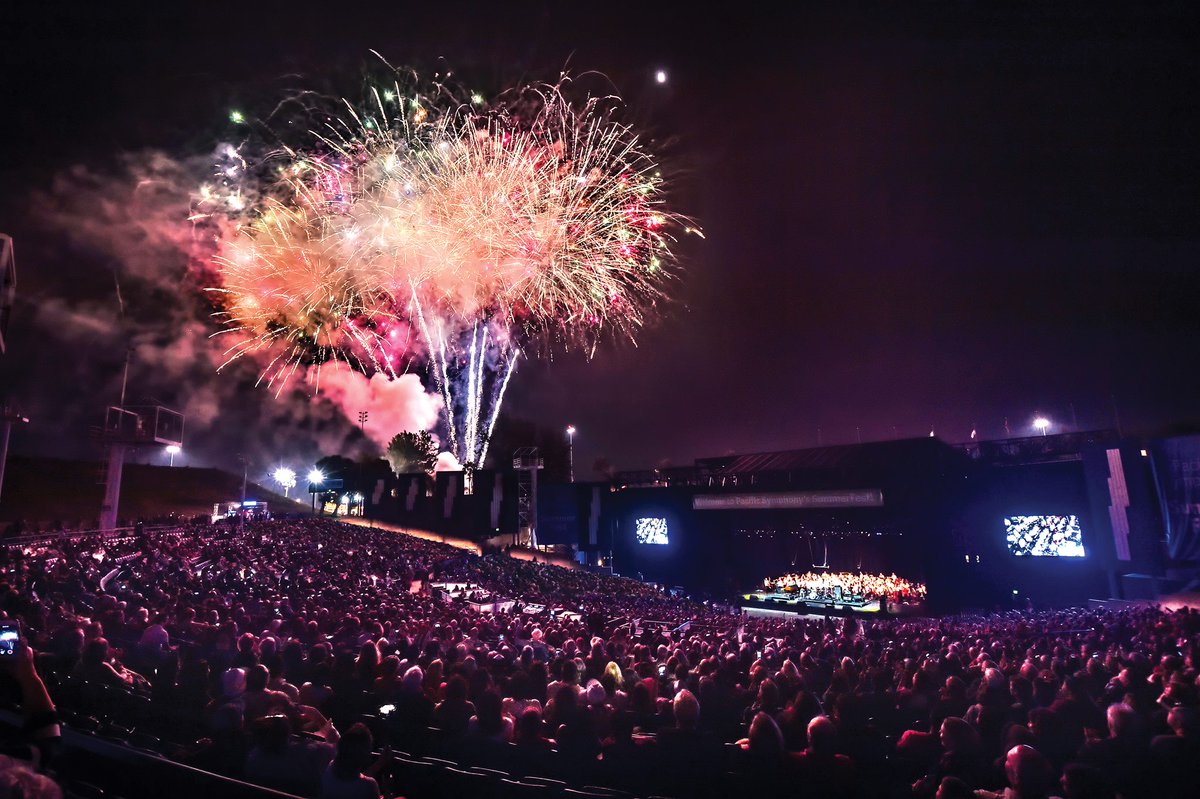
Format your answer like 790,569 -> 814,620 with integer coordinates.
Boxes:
24,152 -> 432,470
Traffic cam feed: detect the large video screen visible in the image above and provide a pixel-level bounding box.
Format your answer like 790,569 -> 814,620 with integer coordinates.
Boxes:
635,517 -> 670,545
1004,515 -> 1085,557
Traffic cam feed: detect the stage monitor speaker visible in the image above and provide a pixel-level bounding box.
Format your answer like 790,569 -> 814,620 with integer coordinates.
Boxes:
1120,573 -> 1158,600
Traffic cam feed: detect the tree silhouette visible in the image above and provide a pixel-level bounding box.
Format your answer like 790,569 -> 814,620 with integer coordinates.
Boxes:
385,430 -> 438,475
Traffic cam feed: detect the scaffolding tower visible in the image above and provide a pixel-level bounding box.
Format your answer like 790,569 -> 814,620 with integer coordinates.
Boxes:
512,447 -> 544,549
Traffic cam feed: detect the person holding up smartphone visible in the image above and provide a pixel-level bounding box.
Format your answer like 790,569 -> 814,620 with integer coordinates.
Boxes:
0,623 -> 19,660
0,623 -> 62,791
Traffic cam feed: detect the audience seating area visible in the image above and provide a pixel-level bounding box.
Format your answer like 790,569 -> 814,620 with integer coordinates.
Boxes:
1,518 -> 1199,799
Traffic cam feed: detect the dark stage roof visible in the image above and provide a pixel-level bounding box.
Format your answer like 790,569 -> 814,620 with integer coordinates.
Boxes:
695,437 -> 958,475
614,437 -> 964,490
615,430 -> 1126,490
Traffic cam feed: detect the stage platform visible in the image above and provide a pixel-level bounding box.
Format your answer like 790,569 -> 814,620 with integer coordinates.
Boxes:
740,590 -> 882,616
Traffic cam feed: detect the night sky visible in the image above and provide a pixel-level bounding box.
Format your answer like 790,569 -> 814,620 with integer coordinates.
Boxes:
2,1 -> 1198,482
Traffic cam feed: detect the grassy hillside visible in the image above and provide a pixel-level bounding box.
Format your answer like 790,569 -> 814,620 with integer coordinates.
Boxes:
0,455 -> 304,528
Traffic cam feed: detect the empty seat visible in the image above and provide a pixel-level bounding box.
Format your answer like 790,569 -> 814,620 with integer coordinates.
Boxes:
127,732 -> 164,752
392,757 -> 441,797
66,782 -> 107,799
66,713 -> 103,733
500,778 -> 555,799
445,766 -> 498,798
520,775 -> 568,789
420,754 -> 457,766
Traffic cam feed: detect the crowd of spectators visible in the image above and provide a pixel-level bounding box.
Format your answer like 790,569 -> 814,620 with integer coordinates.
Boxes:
763,571 -> 928,603
0,518 -> 1197,799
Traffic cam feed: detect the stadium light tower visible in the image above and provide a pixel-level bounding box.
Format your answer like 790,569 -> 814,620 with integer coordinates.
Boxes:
566,425 -> 576,483
0,234 -> 14,356
0,406 -> 29,506
99,402 -> 184,532
94,264 -> 186,531
0,235 -> 23,507
165,444 -> 181,467
307,468 -> 324,514
1033,417 -> 1050,436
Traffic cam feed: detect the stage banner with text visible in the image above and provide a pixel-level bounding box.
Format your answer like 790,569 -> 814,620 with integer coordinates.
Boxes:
1149,435 -> 1200,561
693,489 -> 883,511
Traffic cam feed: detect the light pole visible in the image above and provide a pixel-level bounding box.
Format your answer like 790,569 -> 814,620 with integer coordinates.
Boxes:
1033,417 -> 1050,437
165,444 -> 181,467
237,454 -> 249,529
566,425 -> 576,483
308,468 -> 324,515
357,411 -> 368,504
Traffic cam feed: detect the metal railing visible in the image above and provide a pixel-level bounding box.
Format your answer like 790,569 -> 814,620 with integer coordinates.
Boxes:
2,522 -> 195,549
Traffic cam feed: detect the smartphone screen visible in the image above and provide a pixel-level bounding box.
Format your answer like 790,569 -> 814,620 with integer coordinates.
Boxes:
0,623 -> 19,657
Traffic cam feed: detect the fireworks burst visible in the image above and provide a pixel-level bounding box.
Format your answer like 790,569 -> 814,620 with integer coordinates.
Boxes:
196,66 -> 695,468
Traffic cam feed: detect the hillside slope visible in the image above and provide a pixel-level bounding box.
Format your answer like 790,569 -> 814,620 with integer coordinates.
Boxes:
0,456 -> 304,527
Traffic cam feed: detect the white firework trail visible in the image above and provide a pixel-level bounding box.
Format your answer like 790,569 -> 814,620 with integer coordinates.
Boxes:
478,349 -> 519,467
465,323 -> 480,463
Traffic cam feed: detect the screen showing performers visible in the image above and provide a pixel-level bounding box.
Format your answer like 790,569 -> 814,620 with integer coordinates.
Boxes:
1004,515 -> 1085,557
635,517 -> 670,545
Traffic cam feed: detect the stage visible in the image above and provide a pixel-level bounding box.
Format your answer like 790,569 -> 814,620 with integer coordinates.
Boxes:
741,570 -> 928,617
740,589 -> 882,616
